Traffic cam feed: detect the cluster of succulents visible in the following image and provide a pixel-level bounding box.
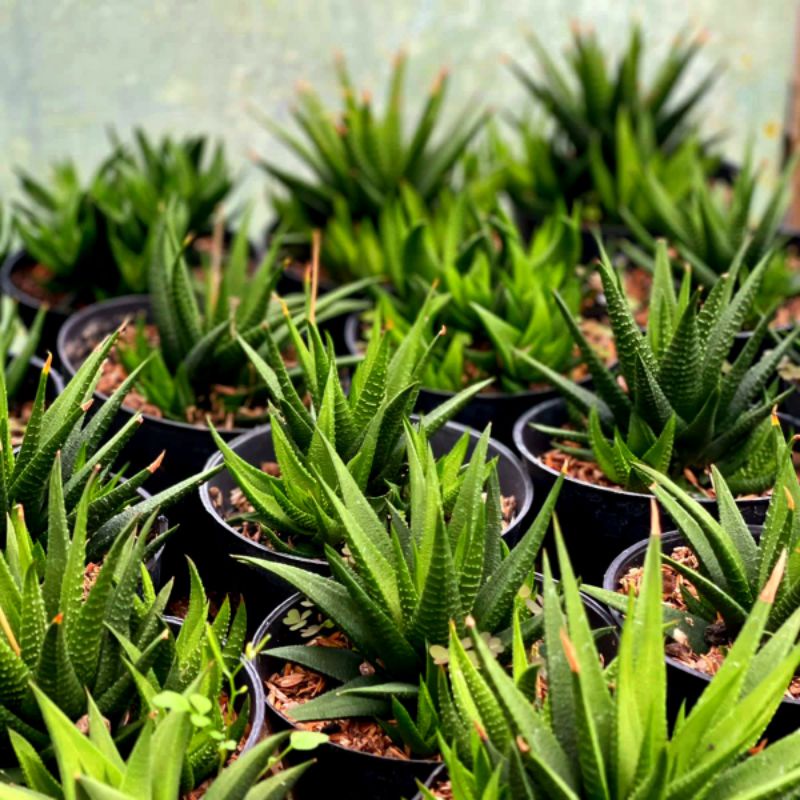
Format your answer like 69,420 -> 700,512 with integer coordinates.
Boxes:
2,15 -> 800,800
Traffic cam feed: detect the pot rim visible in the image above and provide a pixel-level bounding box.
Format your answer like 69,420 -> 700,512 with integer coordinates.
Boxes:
1,249 -> 73,317
199,416 -> 534,570
56,294 -> 254,437
513,396 -> 781,507
600,527 -> 800,706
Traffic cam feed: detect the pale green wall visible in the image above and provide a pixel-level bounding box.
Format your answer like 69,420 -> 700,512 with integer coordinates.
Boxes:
0,0 -> 794,226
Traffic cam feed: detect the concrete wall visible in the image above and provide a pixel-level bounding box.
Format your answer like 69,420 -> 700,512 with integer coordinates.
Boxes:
0,0 -> 794,224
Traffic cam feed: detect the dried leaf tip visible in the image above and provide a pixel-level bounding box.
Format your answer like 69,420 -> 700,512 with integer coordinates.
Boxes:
516,735 -> 531,754
81,400 -> 94,413
43,352 -> 52,374
465,615 -> 476,629
784,486 -> 796,511
771,406 -> 780,426
52,613 -> 64,625
559,628 -> 580,673
431,67 -> 449,94
438,325 -> 447,337
760,549 -> 788,603
649,498 -> 662,539
310,229 -> 321,325
148,451 -> 166,473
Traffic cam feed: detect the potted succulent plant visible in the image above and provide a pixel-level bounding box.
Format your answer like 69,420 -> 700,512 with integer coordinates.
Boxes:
345,204 -> 615,443
245,429 -> 569,799
200,303 -> 531,607
0,508 -> 291,797
622,147 -> 800,345
257,50 -> 487,291
0,328 -> 216,559
502,22 -> 723,248
513,243 -> 798,580
0,475 -> 172,761
595,425 -> 800,737
3,131 -> 234,351
411,514 -> 800,800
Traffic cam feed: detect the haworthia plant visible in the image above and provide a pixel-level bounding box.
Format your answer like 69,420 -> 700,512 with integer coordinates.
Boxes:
0,330 -> 219,558
504,23 -> 720,222
258,50 -> 487,282
623,147 -> 799,295
0,463 -> 173,760
430,513 -> 800,799
0,333 -> 217,558
589,421 -> 800,644
211,296 -> 492,554
117,205 -> 367,422
241,424 -> 564,754
373,204 -> 590,394
520,240 -> 798,493
1,673 -> 324,800
14,159 -> 115,298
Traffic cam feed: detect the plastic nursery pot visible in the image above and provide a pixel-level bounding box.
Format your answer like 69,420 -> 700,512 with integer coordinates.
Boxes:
344,313 -> 591,447
198,419 -> 534,617
164,615 -> 266,756
252,594 -> 439,800
513,397 -> 780,584
56,294 -> 254,494
602,528 -> 800,740
411,765 -> 448,800
1,251 -> 75,360
255,588 -> 616,800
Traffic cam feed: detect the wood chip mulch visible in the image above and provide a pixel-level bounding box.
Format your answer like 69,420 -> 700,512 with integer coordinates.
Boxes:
428,780 -> 454,799
266,631 -> 415,760
541,448 -> 617,488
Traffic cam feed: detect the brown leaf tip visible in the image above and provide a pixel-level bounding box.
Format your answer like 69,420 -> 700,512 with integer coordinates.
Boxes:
148,451 -> 166,473
516,735 -> 531,753
559,628 -> 580,673
81,400 -> 94,413
52,613 -> 64,625
43,352 -> 52,374
465,615 -> 476,629
760,549 -> 788,603
649,498 -> 662,539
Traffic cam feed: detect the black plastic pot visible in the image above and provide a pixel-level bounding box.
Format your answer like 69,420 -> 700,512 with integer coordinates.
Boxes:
1,251 -> 75,359
254,594 -> 437,800
56,295 -> 254,493
344,313 -> 593,447
198,419 -> 534,617
256,587 -> 616,800
602,529 -> 800,739
513,398 -> 780,583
